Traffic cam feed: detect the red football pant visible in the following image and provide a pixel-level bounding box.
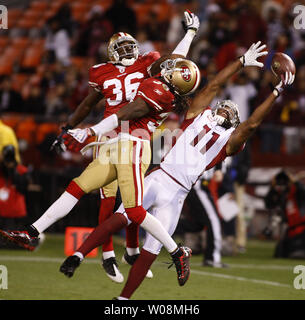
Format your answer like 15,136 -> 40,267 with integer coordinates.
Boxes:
77,213 -> 128,257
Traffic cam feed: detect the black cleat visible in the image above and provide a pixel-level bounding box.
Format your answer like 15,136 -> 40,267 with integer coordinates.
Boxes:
122,250 -> 139,265
170,246 -> 192,286
122,250 -> 153,278
60,255 -> 81,278
0,229 -> 39,251
102,257 -> 124,283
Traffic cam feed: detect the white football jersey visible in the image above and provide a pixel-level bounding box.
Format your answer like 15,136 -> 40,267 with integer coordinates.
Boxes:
160,108 -> 235,190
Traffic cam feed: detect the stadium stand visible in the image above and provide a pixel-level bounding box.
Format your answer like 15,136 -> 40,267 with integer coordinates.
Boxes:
0,0 -> 304,239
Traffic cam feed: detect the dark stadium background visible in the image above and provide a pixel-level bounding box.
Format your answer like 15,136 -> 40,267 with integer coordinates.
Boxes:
0,0 -> 304,238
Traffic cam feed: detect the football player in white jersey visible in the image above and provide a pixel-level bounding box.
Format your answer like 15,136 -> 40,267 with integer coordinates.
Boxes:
111,41 -> 295,299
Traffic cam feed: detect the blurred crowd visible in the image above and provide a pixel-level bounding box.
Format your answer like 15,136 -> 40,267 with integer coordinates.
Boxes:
0,1 -> 304,132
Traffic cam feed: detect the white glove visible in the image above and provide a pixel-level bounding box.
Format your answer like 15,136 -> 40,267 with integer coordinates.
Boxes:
67,128 -> 92,143
273,71 -> 295,97
182,10 -> 200,34
240,41 -> 268,68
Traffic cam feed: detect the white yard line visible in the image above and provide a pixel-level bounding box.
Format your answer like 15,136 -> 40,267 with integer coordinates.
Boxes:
191,262 -> 293,270
189,269 -> 291,288
0,255 -> 293,289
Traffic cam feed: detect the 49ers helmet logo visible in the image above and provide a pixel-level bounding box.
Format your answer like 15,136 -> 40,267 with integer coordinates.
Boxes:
181,65 -> 191,82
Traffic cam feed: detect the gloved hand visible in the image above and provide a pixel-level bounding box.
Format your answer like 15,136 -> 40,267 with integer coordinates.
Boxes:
50,125 -> 73,154
181,10 -> 200,34
62,128 -> 93,153
273,71 -> 295,97
240,41 -> 268,68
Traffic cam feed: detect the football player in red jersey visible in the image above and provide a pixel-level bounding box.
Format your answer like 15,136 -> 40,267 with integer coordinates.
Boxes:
50,10 -> 200,282
0,57 -> 201,287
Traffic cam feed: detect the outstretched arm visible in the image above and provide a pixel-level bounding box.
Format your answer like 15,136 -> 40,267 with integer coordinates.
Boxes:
188,41 -> 268,118
62,97 -> 151,151
149,10 -> 200,76
51,89 -> 103,153
67,89 -> 103,128
226,72 -> 295,156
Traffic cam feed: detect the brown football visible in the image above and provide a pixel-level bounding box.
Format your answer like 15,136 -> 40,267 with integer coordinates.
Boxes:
271,53 -> 296,79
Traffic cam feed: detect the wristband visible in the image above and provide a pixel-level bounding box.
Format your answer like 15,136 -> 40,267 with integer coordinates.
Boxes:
90,114 -> 119,136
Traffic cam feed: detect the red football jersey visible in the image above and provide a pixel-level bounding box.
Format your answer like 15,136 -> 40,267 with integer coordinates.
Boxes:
88,52 -> 160,118
116,77 -> 175,140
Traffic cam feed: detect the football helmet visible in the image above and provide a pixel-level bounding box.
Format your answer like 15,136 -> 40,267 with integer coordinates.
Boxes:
160,58 -> 201,96
214,100 -> 240,128
107,32 -> 139,66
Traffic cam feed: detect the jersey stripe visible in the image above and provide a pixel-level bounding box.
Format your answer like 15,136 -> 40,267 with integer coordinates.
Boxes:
137,91 -> 163,111
191,125 -> 211,146
200,132 -> 220,155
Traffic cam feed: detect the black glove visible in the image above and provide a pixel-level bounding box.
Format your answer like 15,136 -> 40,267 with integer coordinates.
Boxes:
50,124 -> 73,154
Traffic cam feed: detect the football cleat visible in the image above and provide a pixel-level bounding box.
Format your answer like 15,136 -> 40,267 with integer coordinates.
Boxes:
121,250 -> 153,279
0,230 -> 39,251
60,255 -> 81,278
101,257 -> 124,283
170,246 -> 192,286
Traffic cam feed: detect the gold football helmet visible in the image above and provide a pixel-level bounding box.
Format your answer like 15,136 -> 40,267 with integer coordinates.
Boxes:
107,32 -> 139,66
160,58 -> 201,96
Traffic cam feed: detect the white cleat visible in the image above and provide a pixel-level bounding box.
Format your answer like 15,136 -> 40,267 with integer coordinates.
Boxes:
101,257 -> 124,283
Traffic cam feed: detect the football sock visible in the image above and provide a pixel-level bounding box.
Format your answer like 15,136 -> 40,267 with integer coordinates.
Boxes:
171,247 -> 183,258
120,249 -> 157,299
98,197 -> 116,252
140,212 -> 178,253
77,213 -> 128,257
102,250 -> 115,260
32,191 -> 81,234
73,251 -> 84,261
126,222 -> 139,251
126,247 -> 140,256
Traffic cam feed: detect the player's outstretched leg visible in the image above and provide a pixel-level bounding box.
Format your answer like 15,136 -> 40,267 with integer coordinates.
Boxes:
125,207 -> 193,286
0,182 -> 83,251
117,248 -> 157,300
59,213 -> 128,278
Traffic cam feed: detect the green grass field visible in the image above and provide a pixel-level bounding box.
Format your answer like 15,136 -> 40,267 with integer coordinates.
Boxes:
0,234 -> 305,300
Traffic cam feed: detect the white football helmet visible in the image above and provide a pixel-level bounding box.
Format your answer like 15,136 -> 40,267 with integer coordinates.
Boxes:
160,58 -> 201,96
214,100 -> 240,128
107,32 -> 139,66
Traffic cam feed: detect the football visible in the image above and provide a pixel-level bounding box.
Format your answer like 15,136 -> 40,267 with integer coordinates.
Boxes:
271,52 -> 296,79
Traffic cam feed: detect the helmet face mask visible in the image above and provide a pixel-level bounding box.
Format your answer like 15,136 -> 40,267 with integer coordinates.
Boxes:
108,33 -> 139,66
213,100 -> 240,128
160,58 -> 201,96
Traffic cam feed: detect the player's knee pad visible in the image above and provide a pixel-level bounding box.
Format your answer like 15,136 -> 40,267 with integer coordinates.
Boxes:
125,206 -> 147,225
